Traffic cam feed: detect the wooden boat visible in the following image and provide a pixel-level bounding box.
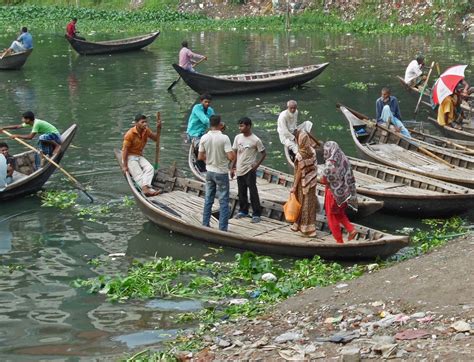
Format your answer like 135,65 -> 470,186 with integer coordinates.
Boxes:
397,75 -> 473,114
0,124 -> 77,201
339,104 -> 474,188
66,31 -> 160,55
0,50 -> 33,70
188,144 -> 383,218
172,63 -> 329,95
423,115 -> 474,142
407,128 -> 474,154
282,143 -> 474,216
116,150 -> 408,260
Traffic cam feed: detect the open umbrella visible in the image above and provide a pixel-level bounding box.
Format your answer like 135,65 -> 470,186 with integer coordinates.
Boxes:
432,65 -> 467,105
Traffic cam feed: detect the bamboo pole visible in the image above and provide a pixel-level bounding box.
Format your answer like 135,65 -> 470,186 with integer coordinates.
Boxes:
154,112 -> 161,170
415,61 -> 435,115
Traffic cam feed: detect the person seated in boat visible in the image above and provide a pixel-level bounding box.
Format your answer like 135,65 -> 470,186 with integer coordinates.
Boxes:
198,115 -> 235,232
121,114 -> 160,197
404,55 -> 426,87
0,142 -> 15,184
437,88 -> 464,130
375,87 -> 411,138
277,100 -> 313,154
179,40 -> 207,73
230,117 -> 266,224
0,27 -> 33,59
0,112 -> 61,168
319,141 -> 358,244
66,18 -> 86,41
289,131 -> 319,238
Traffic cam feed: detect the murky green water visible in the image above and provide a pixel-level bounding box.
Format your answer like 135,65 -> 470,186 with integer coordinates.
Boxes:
0,29 -> 473,358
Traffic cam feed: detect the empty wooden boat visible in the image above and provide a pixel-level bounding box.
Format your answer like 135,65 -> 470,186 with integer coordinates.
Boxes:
116,151 -> 408,260
397,75 -> 473,114
339,104 -> 474,188
172,63 -> 329,95
0,124 -> 77,201
0,50 -> 33,70
283,143 -> 474,216
66,31 -> 160,55
188,144 -> 383,218
349,157 -> 474,216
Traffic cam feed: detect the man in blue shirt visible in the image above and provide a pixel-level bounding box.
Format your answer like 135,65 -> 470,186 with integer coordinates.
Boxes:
187,94 -> 215,172
375,87 -> 410,138
1,27 -> 33,59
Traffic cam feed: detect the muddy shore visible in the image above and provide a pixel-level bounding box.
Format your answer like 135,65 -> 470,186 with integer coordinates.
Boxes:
190,235 -> 473,360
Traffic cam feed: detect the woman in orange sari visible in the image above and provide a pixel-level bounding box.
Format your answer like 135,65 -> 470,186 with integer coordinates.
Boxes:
290,131 -> 320,237
321,141 -> 358,243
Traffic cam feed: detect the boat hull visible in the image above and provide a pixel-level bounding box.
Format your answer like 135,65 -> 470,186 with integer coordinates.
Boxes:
0,50 -> 32,70
173,63 -> 329,95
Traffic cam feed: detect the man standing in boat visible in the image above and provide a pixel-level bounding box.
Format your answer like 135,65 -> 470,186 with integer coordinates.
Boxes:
198,115 -> 235,232
0,27 -> 33,59
179,40 -> 207,72
187,94 -> 215,172
121,114 -> 160,197
375,87 -> 411,138
277,100 -> 313,154
66,18 -> 86,41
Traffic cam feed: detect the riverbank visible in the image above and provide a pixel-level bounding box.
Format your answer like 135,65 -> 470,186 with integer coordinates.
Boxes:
188,234 -> 474,360
0,1 -> 472,34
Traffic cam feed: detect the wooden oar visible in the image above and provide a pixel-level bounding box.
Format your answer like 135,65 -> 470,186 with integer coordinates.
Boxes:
406,139 -> 455,168
415,61 -> 435,114
408,128 -> 474,153
154,112 -> 161,170
167,57 -> 207,91
1,129 -> 94,202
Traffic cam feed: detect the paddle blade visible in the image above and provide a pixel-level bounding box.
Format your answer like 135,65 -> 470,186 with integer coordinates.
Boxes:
167,77 -> 180,91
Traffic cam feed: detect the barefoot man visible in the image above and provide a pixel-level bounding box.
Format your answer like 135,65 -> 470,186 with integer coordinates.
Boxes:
122,114 -> 160,197
0,111 -> 61,162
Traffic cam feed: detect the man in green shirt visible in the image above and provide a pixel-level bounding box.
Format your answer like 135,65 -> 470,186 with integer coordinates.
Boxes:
0,111 -> 61,158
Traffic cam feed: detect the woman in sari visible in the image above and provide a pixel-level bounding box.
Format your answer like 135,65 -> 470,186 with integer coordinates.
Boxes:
289,131 -> 320,237
321,141 -> 358,244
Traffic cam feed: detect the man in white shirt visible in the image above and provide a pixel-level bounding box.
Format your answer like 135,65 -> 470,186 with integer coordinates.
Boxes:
277,100 -> 312,154
404,55 -> 425,87
198,115 -> 235,231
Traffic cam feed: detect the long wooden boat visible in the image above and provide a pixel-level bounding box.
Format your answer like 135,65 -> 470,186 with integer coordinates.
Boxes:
407,128 -> 474,154
397,75 -> 473,114
339,104 -> 474,188
188,144 -> 383,218
172,63 -> 329,95
116,150 -> 408,260
423,114 -> 474,142
282,144 -> 474,216
66,31 -> 160,55
0,50 -> 33,70
0,124 -> 77,201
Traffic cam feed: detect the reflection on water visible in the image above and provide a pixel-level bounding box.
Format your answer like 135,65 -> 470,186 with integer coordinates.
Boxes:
0,29 -> 473,358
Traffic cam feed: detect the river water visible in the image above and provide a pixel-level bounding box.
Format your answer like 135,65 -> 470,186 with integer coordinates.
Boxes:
0,29 -> 473,358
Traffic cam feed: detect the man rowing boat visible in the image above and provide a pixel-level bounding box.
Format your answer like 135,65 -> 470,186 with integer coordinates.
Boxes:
179,40 -> 207,73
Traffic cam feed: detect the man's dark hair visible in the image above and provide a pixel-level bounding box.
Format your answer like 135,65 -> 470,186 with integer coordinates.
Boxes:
72,17 -> 78,22
134,114 -> 147,122
210,115 -> 221,128
22,111 -> 35,121
21,27 -> 27,33
416,55 -> 424,63
381,87 -> 391,94
181,40 -> 188,48
238,117 -> 252,127
0,142 -> 8,149
200,93 -> 212,101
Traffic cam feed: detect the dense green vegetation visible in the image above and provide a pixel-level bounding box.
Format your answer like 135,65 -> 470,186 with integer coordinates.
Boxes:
0,4 -> 442,34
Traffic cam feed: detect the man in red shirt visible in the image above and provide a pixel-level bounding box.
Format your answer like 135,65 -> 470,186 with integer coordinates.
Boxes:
66,18 -> 85,41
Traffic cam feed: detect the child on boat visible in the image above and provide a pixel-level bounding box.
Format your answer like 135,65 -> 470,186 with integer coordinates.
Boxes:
320,141 -> 358,244
231,117 -> 266,223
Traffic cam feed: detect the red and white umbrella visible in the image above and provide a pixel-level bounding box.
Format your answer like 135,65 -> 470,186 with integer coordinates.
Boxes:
431,64 -> 467,105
